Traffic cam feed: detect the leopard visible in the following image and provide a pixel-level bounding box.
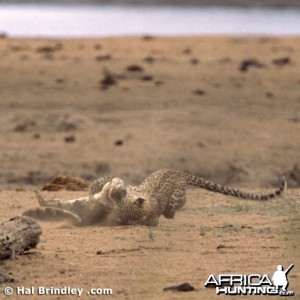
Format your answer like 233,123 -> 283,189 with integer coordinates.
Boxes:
23,168 -> 286,226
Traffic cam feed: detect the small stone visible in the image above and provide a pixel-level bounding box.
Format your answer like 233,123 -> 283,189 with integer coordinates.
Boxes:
126,65 -> 144,72
163,282 -> 195,292
144,56 -> 155,64
239,59 -> 266,72
190,58 -> 199,65
100,75 -> 117,89
95,55 -> 112,61
0,272 -> 14,284
114,140 -> 123,146
272,57 -> 291,66
193,89 -> 206,96
33,133 -> 41,139
64,135 -> 76,143
141,75 -> 153,81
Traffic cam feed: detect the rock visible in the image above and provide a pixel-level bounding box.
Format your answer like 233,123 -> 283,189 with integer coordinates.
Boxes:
114,139 -> 123,146
64,135 -> 76,143
193,89 -> 206,96
144,56 -> 155,64
190,58 -> 199,65
163,282 -> 195,292
100,75 -> 117,89
0,216 -> 42,260
183,48 -> 192,55
36,44 -> 63,53
239,59 -> 266,72
13,120 -> 36,132
95,55 -> 112,61
272,57 -> 291,66
141,75 -> 153,81
0,272 -> 14,283
0,32 -> 7,38
142,35 -> 155,41
126,65 -> 144,72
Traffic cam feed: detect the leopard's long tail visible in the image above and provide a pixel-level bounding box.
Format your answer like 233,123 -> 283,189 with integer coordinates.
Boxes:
185,174 -> 286,200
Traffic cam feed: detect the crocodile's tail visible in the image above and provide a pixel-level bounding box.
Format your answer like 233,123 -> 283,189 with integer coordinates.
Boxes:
34,190 -> 47,206
185,174 -> 286,200
23,190 -> 82,224
23,207 -> 82,225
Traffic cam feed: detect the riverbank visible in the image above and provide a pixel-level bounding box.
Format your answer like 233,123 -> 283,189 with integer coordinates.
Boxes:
1,0 -> 300,7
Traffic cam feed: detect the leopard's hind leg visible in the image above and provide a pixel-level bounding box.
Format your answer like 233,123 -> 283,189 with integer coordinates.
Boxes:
163,182 -> 186,219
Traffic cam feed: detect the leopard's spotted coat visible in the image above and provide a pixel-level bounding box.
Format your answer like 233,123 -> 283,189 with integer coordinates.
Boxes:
23,169 -> 286,226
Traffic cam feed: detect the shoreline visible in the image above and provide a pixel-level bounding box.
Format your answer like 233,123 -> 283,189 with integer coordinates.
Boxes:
0,1 -> 300,7
1,5 -> 300,38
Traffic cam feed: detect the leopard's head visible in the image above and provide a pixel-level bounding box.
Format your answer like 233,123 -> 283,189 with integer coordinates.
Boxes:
116,190 -> 159,226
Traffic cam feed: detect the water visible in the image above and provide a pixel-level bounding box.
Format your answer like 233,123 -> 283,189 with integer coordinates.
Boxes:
0,4 -> 300,37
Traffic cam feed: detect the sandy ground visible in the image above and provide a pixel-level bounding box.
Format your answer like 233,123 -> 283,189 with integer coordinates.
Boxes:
0,190 -> 299,299
0,35 -> 300,299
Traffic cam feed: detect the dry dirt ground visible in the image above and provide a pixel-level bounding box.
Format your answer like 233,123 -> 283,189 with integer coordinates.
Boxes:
0,35 -> 300,299
0,189 -> 299,299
